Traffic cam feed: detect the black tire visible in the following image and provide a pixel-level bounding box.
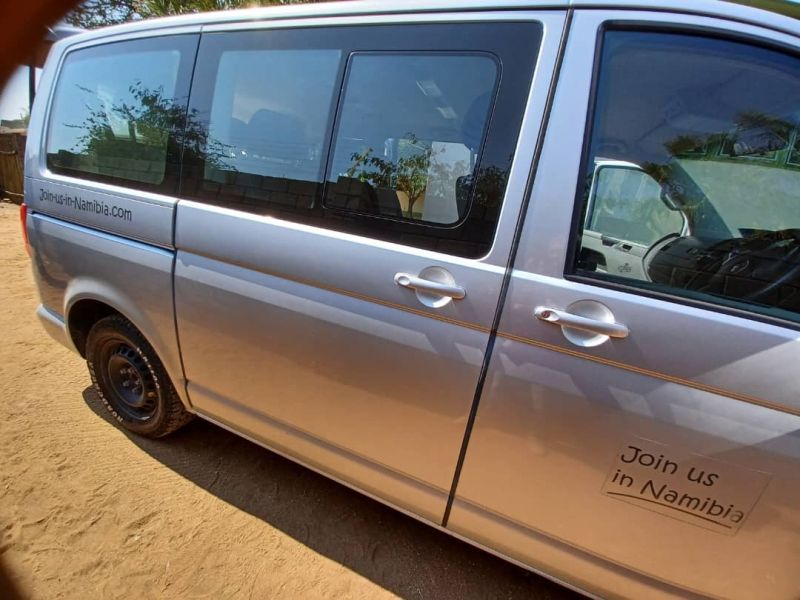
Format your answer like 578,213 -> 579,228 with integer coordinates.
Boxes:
86,315 -> 193,438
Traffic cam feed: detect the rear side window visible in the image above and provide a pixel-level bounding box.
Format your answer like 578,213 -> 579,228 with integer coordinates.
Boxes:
573,31 -> 800,323
46,36 -> 196,191
197,47 -> 341,213
325,53 -> 497,225
182,24 -> 542,258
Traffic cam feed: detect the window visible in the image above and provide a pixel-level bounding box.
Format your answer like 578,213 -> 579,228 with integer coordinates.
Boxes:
200,48 -> 341,213
182,24 -> 541,258
325,54 -> 497,225
574,31 -> 800,322
46,36 -> 196,190
586,163 -> 684,247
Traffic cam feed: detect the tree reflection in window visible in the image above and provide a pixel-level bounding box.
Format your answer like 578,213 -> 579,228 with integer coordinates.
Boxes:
345,134 -> 442,220
50,81 -> 232,184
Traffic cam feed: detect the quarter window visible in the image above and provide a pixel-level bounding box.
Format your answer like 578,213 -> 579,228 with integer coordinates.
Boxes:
574,31 -> 800,322
325,54 -> 498,225
46,36 -> 196,190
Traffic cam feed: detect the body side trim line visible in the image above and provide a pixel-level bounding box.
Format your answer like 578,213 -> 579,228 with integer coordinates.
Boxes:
450,496 -> 709,599
495,330 -> 800,417
192,385 -> 447,497
37,303 -> 65,323
30,211 -> 175,253
27,175 -> 181,210
192,407 -> 596,600
178,251 -> 492,334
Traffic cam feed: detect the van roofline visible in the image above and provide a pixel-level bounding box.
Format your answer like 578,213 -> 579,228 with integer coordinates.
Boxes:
56,0 -> 800,44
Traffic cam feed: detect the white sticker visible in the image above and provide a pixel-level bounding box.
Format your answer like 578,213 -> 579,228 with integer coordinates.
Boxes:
602,438 -> 771,535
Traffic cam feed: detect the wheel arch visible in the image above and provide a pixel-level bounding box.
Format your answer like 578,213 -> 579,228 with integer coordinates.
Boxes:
67,297 -> 122,358
63,280 -> 192,411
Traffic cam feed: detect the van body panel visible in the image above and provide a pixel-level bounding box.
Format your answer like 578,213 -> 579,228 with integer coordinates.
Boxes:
23,30 -> 198,408
173,13 -> 562,521
187,377 -> 459,522
175,202 -> 505,328
27,213 -> 189,407
35,305 -> 71,350
448,495 -> 702,600
175,238 -> 494,521
450,9 -> 800,600
450,339 -> 800,599
499,273 -> 800,414
26,177 -> 175,249
23,2 -> 800,598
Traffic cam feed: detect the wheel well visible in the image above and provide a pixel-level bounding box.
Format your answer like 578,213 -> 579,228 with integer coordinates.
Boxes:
68,300 -> 122,358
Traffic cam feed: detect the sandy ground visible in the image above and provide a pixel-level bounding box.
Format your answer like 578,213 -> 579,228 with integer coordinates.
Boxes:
0,202 -> 579,599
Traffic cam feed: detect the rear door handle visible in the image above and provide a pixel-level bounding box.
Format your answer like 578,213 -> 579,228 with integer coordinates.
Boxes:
394,272 -> 466,299
534,306 -> 629,339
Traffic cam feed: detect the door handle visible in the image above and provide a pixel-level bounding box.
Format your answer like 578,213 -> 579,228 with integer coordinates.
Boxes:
534,306 -> 629,339
394,272 -> 466,299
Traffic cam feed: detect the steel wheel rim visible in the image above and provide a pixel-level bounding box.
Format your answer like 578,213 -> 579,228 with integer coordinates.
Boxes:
104,342 -> 158,421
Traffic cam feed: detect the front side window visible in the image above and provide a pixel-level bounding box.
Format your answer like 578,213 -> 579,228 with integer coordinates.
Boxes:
586,163 -> 684,247
46,36 -> 196,190
325,53 -> 498,225
573,31 -> 800,322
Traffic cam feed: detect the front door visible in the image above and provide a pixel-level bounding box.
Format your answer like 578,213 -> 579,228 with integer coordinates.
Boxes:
449,10 -> 800,599
173,15 -> 564,522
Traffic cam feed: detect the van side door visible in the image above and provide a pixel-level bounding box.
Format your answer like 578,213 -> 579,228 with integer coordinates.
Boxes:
449,9 -> 800,599
174,14 -> 566,522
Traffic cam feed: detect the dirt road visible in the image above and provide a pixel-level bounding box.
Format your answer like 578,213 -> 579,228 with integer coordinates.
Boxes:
0,202 -> 579,599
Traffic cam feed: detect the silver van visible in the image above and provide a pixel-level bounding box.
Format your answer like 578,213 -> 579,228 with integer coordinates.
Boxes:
22,1 -> 800,597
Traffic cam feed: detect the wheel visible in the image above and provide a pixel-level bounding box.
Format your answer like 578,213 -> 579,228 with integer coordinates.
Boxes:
85,315 -> 193,438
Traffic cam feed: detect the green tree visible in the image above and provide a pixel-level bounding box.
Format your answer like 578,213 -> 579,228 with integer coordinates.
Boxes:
65,0 -> 138,28
60,81 -> 231,184
66,0 -> 321,28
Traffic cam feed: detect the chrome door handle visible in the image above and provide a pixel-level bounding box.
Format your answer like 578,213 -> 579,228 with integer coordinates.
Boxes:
534,306 -> 629,339
394,272 -> 466,299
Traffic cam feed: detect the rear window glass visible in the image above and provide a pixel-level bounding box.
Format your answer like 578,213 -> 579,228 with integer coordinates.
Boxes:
199,48 -> 341,213
325,53 -> 498,225
46,36 -> 195,189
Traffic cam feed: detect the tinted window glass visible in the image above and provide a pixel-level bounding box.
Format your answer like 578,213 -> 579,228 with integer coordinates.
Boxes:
201,48 -> 341,213
586,164 -> 684,247
325,54 -> 497,225
182,24 -> 542,258
574,31 -> 800,322
46,36 -> 196,190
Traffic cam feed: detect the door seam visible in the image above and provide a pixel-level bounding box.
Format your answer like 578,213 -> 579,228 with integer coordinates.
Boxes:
441,7 -> 575,528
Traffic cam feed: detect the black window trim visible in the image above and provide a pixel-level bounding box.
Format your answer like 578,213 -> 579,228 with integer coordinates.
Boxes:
564,19 -> 800,333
